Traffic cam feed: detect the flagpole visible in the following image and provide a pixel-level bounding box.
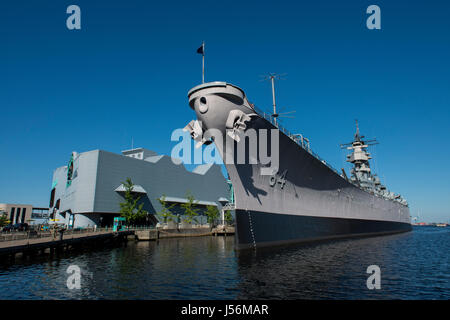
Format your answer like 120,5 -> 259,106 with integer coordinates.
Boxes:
202,41 -> 205,83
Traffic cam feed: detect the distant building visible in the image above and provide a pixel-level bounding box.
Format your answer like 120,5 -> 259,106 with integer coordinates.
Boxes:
0,203 -> 33,224
49,148 -> 230,228
31,208 -> 50,220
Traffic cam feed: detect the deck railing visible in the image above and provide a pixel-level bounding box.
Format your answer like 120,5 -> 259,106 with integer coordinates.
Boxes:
0,226 -> 154,242
252,106 -> 341,176
249,106 -> 408,207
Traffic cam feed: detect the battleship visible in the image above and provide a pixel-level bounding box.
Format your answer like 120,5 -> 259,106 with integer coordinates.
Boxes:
185,81 -> 412,249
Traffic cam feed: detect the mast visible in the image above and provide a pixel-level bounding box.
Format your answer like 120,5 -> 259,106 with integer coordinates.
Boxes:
202,41 -> 205,84
260,73 -> 286,126
270,75 -> 277,125
354,119 -> 361,141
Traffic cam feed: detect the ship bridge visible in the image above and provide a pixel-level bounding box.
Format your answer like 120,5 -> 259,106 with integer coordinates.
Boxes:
340,121 -> 408,206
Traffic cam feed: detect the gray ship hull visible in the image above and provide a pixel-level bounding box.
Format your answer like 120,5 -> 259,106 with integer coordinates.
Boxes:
187,82 -> 412,250
228,116 -> 412,249
235,209 -> 412,250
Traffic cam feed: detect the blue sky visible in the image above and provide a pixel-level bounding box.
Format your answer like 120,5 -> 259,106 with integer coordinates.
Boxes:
1,0 -> 449,222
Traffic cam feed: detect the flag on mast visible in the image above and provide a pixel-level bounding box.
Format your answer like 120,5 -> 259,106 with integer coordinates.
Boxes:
197,42 -> 204,55
197,41 -> 205,83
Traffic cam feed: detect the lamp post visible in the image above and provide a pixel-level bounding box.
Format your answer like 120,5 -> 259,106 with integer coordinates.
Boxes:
218,198 -> 229,226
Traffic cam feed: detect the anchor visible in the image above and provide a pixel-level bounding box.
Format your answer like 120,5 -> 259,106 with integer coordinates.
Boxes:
183,120 -> 213,148
225,109 -> 257,142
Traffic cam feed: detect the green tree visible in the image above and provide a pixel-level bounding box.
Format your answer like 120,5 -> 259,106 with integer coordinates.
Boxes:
0,213 -> 9,227
180,191 -> 199,224
205,205 -> 219,227
224,210 -> 233,225
119,178 -> 148,225
157,195 -> 176,223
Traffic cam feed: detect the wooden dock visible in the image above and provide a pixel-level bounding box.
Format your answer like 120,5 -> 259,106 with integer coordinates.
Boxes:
134,226 -> 235,241
212,226 -> 235,236
0,225 -> 236,262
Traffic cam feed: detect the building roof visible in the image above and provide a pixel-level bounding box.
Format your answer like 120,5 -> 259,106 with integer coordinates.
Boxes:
114,184 -> 147,194
121,148 -> 158,156
192,163 -> 214,175
160,196 -> 218,206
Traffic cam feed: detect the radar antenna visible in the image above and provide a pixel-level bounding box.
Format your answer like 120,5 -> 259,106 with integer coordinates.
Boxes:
340,120 -> 379,149
259,73 -> 294,126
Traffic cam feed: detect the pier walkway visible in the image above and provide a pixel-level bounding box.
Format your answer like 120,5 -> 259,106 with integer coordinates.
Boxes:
0,225 -> 235,259
0,228 -> 137,257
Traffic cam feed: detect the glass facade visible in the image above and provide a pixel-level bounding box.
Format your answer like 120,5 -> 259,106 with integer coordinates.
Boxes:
10,207 -> 15,224
15,208 -> 21,224
21,208 -> 26,223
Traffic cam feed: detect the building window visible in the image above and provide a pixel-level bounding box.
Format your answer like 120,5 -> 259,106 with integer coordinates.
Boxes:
15,208 -> 21,224
50,187 -> 56,207
67,155 -> 74,187
10,207 -> 15,224
21,208 -> 26,223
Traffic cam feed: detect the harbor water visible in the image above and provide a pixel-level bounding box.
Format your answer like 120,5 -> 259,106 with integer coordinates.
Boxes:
0,226 -> 448,299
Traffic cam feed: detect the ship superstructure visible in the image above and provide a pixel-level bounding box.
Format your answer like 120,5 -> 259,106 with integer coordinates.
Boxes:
341,121 -> 408,206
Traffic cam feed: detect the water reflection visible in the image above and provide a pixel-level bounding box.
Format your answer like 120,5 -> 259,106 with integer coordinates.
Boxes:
0,227 -> 448,299
235,228 -> 449,299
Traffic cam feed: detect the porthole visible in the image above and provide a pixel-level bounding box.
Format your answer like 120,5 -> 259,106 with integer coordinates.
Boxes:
199,96 -> 208,113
